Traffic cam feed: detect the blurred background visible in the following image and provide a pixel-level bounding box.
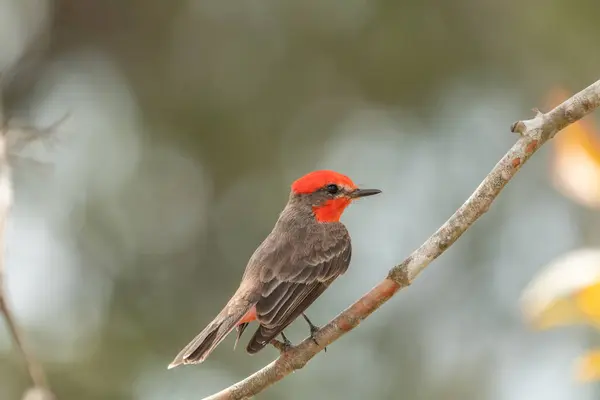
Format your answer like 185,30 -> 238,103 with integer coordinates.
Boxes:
0,0 -> 599,399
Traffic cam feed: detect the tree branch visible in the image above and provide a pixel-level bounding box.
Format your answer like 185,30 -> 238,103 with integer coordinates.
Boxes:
202,79 -> 600,400
0,91 -> 57,398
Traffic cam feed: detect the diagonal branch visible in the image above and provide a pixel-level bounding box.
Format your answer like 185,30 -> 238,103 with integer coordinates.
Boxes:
203,78 -> 600,400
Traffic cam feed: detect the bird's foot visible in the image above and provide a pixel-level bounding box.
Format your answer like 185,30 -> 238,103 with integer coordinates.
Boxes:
270,332 -> 293,354
302,313 -> 326,352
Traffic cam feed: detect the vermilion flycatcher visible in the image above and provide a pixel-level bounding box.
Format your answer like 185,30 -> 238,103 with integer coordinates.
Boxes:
168,170 -> 381,368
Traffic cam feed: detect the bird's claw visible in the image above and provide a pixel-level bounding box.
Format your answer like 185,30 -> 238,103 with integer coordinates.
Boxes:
309,325 -> 326,352
302,313 -> 326,352
270,332 -> 293,354
270,339 -> 291,354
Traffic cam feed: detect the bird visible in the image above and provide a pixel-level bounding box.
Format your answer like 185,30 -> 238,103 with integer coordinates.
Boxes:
168,169 -> 381,369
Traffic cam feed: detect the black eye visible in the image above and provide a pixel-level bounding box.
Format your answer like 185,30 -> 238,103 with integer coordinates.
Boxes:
325,184 -> 339,194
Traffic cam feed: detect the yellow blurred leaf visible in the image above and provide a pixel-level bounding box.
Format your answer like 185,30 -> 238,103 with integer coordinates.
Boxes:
548,88 -> 600,208
575,280 -> 600,325
575,349 -> 600,382
527,296 -> 588,330
523,249 -> 600,384
521,248 -> 600,329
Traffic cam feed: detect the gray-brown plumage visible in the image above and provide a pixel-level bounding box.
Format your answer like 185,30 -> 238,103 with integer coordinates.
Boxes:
168,170 -> 380,369
245,204 -> 352,353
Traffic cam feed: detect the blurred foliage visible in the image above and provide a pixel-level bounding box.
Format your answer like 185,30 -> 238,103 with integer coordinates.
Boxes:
0,0 -> 599,399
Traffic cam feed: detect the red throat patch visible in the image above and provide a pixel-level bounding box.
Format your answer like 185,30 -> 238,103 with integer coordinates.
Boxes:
313,198 -> 352,222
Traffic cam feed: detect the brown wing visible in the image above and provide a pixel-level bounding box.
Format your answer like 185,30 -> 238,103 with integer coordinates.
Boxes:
246,223 -> 351,353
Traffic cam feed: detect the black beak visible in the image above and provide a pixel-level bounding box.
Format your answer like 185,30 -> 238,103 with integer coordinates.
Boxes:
350,188 -> 382,199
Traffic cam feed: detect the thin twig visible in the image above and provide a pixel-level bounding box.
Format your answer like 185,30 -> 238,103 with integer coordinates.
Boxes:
202,78 -> 600,400
5,112 -> 70,153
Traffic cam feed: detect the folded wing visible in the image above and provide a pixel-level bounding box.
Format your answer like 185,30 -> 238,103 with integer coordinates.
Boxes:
246,223 -> 351,353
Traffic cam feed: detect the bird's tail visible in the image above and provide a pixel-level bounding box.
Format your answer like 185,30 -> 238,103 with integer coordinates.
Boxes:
246,325 -> 286,354
168,288 -> 257,369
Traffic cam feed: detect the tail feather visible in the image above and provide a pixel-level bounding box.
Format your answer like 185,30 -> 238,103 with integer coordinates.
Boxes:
233,322 -> 249,351
168,295 -> 256,369
246,282 -> 330,354
247,325 -> 285,354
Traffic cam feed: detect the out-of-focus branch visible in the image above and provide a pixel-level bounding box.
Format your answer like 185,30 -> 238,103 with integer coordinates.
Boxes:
5,112 -> 70,153
202,78 -> 600,400
0,104 -> 58,398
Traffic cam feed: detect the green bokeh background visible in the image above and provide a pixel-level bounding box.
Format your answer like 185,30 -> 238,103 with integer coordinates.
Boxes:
1,0 -> 599,399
